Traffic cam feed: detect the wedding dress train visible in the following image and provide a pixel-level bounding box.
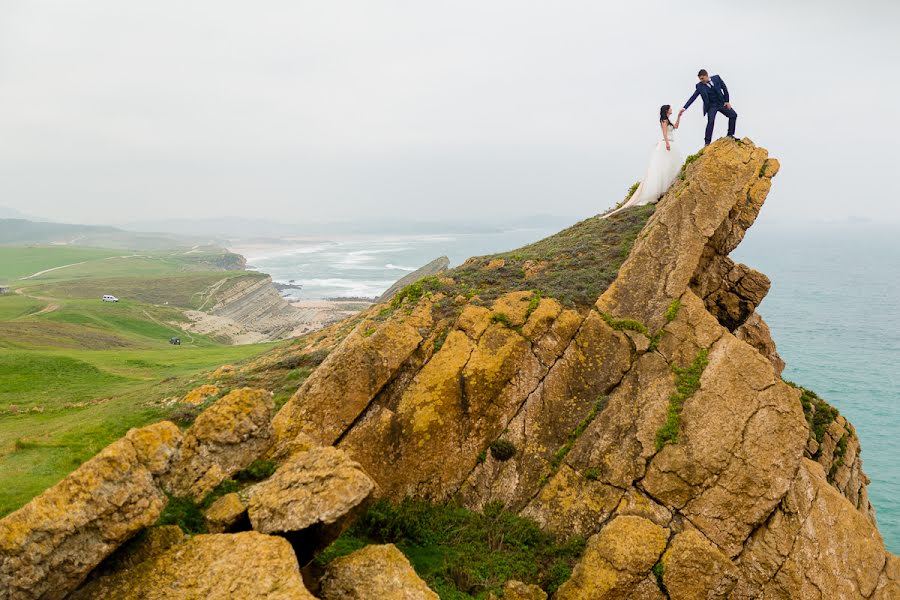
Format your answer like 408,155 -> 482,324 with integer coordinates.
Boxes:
606,122 -> 683,217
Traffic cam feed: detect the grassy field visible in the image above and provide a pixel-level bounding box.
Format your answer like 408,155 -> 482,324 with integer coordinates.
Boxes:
0,246 -> 281,516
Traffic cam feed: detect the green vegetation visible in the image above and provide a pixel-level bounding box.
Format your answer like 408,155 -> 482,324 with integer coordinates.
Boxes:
0,246 -> 286,517
541,397 -> 608,486
652,561 -> 666,591
655,349 -> 710,450
489,440 -> 516,461
316,499 -> 587,598
489,312 -> 515,328
665,299 -> 682,323
679,152 -> 701,180
597,311 -> 650,336
384,206 -> 654,311
789,382 -> 841,445
235,458 -> 278,482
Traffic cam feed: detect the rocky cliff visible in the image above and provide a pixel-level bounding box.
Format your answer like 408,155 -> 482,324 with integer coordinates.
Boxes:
1,138 -> 897,599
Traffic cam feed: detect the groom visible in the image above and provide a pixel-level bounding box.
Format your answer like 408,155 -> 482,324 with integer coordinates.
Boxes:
679,69 -> 737,145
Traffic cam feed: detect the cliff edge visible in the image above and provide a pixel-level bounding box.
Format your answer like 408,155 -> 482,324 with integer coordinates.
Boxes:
1,138 -> 896,599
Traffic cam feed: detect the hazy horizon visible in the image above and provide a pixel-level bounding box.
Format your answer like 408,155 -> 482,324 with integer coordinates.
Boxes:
1,1 -> 898,227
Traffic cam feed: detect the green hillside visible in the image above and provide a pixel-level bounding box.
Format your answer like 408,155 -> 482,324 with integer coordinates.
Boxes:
0,246 -> 279,516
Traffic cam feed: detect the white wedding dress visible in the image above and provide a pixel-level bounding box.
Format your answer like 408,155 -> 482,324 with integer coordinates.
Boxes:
607,122 -> 683,216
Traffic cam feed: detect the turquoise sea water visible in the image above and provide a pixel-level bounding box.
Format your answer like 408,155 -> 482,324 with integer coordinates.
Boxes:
247,220 -> 899,552
733,223 -> 900,553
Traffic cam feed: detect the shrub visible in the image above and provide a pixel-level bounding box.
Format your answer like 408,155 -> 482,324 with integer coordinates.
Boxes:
235,459 -> 277,483
490,312 -> 515,328
157,494 -> 206,534
316,499 -> 586,597
489,440 -> 516,461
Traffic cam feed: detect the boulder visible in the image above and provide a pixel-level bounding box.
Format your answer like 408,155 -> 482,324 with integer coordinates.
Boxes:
162,387 -> 275,501
0,435 -> 167,600
180,383 -> 219,405
204,492 -> 248,533
320,544 -> 438,600
555,515 -> 669,599
248,446 -> 374,558
69,532 -> 315,599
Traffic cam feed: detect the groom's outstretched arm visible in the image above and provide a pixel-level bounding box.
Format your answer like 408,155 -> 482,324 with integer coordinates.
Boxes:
683,87 -> 700,110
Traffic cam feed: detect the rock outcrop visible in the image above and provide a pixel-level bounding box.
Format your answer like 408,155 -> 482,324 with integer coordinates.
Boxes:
266,138 -> 897,597
1,138 -> 896,599
376,256 -> 450,304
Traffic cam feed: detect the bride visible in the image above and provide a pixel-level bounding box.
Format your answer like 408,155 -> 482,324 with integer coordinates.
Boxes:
608,105 -> 683,215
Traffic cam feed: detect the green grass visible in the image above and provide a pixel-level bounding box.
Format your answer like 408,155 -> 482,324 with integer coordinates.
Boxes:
316,499 -> 586,598
0,246 -> 287,517
0,246 -> 126,282
679,152 -> 701,181
382,206 -> 654,312
655,349 -> 710,450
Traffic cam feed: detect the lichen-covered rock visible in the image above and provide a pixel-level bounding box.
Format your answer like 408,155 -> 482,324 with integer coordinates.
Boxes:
642,333 -> 807,556
0,436 -> 166,600
180,383 -> 219,405
204,492 -> 247,533
597,139 -> 774,333
70,532 -> 314,599
162,387 -> 274,501
662,530 -> 738,600
247,446 -> 374,549
125,420 -> 183,476
320,543 -> 438,600
340,322 -> 546,500
555,515 -> 669,599
459,311 -> 631,511
270,313 -> 425,455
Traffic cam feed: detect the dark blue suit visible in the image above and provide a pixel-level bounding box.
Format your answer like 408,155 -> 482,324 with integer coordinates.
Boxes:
684,74 -> 737,145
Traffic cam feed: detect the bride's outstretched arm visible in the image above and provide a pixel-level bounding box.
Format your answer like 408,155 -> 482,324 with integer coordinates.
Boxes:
674,112 -> 682,129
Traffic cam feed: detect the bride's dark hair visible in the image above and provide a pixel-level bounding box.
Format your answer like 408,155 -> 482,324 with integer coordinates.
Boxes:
659,104 -> 673,126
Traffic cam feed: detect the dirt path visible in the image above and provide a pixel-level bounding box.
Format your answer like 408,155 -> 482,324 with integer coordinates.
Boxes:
13,288 -> 59,315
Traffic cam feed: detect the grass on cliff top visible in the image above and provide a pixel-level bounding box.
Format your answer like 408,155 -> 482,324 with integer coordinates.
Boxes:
387,205 -> 655,311
316,499 -> 586,599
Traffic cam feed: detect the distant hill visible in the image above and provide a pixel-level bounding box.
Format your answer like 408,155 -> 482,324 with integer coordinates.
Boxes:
0,218 -> 219,250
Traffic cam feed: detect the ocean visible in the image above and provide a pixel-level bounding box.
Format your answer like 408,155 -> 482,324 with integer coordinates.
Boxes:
244,220 -> 900,552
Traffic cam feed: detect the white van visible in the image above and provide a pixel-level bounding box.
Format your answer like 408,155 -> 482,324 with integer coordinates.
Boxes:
101,295 -> 119,302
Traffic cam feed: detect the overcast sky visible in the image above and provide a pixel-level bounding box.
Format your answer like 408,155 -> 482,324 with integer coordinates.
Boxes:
1,1 -> 898,227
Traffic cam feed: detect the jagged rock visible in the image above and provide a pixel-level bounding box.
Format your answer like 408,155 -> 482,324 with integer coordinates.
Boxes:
459,311 -> 631,511
734,460 -> 890,598
319,544 -> 438,600
376,256 -> 450,303
661,530 -> 738,599
204,492 -> 247,533
70,532 -> 314,599
180,383 -> 219,405
247,446 -> 374,556
596,140 -> 774,333
491,290 -> 535,327
642,332 -> 807,556
555,515 -> 669,599
162,388 -> 274,501
0,435 -> 167,600
125,420 -> 183,475
340,319 -> 547,500
270,311 -> 426,455
734,311 -> 784,375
